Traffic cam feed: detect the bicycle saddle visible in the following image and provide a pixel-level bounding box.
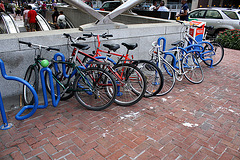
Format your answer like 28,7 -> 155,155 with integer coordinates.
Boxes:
103,44 -> 120,52
171,40 -> 184,47
71,43 -> 90,50
122,43 -> 138,50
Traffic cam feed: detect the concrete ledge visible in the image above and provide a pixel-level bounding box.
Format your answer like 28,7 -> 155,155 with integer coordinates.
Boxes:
0,22 -> 181,111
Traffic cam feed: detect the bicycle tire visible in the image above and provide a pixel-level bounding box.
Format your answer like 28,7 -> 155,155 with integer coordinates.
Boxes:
73,67 -> 117,111
45,63 -> 74,100
155,59 -> 175,96
23,65 -> 39,105
133,60 -> 164,97
182,52 -> 204,84
112,63 -> 146,106
202,42 -> 224,66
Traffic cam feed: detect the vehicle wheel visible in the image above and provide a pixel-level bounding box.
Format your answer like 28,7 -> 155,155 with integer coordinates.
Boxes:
112,63 -> 146,106
155,59 -> 175,96
73,67 -> 117,111
182,52 -> 204,84
202,42 -> 224,66
23,65 -> 38,105
44,63 -> 74,100
133,60 -> 164,97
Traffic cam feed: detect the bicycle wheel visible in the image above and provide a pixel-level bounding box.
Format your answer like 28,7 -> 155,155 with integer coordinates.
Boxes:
182,52 -> 204,84
73,67 -> 117,111
45,63 -> 74,100
112,63 -> 146,106
23,65 -> 39,105
202,42 -> 224,66
133,60 -> 164,97
155,59 -> 175,96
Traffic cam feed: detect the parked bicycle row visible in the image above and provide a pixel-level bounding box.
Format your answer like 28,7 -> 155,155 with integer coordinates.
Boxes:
19,20 -> 224,112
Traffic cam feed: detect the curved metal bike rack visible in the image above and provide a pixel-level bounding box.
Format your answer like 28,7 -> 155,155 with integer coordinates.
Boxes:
0,55 -> 62,130
0,59 -> 38,130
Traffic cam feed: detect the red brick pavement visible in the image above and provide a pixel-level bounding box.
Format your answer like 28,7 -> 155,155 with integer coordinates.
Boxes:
0,48 -> 239,160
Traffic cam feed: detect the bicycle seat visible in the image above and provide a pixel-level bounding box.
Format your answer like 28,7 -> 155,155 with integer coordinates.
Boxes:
103,44 -> 120,52
71,43 -> 90,50
122,43 -> 138,50
171,40 -> 184,47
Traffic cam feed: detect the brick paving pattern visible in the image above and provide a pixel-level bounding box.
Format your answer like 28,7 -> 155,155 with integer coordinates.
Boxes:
0,48 -> 239,160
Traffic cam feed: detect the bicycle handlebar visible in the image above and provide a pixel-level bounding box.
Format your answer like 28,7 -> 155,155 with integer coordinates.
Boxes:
19,40 -> 60,51
63,33 -> 86,42
83,32 -> 113,38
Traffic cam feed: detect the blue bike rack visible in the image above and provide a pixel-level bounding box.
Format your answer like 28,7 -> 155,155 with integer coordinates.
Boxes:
0,54 -> 64,130
0,59 -> 38,130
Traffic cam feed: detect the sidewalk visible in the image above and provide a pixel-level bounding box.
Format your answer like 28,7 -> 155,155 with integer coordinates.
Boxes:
0,48 -> 239,160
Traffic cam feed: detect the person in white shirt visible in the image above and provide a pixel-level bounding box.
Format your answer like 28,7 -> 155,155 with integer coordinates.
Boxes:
23,6 -> 30,31
57,11 -> 66,29
149,1 -> 157,11
157,1 -> 169,11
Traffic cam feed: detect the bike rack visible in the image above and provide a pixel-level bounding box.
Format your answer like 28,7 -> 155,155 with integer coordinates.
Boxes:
0,59 -> 38,130
157,37 -> 166,51
15,66 -> 61,117
0,56 -> 62,130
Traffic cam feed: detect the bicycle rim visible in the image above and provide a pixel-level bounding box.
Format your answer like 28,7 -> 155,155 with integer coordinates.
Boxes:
203,42 -> 224,66
74,67 -> 117,111
113,63 -> 146,106
134,60 -> 163,97
156,60 -> 175,96
45,63 -> 74,100
23,65 -> 38,105
182,52 -> 204,84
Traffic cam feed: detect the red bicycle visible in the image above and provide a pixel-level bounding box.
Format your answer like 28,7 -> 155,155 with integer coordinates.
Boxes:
46,33 -> 147,106
81,33 -> 164,97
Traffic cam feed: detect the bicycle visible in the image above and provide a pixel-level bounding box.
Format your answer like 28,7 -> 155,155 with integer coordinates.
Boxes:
19,40 -> 117,111
19,40 -> 60,105
149,37 -> 204,95
81,32 -> 164,98
61,33 -> 147,106
176,20 -> 224,67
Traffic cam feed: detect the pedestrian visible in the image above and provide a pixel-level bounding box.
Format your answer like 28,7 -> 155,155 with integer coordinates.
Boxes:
176,0 -> 189,21
57,11 -> 66,29
41,1 -> 46,18
0,0 -> 5,12
157,1 -> 169,11
149,0 -> 157,11
23,6 -> 30,31
15,3 -> 22,20
28,5 -> 37,32
52,7 -> 59,29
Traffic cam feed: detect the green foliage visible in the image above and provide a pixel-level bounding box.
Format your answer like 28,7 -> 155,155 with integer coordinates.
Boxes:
216,29 -> 240,50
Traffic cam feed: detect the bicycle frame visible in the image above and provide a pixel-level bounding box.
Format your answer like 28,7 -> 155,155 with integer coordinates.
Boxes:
69,46 -> 125,86
92,34 -> 133,64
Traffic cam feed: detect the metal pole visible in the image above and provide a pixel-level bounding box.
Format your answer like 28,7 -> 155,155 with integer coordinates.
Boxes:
0,92 -> 13,130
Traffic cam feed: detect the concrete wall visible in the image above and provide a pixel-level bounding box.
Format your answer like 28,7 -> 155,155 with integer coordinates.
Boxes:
0,22 -> 182,111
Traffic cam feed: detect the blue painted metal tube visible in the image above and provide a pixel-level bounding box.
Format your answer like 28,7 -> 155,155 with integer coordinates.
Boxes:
53,53 -> 69,78
0,92 -> 8,126
0,59 -> 38,121
157,37 -> 166,51
40,67 -> 60,107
